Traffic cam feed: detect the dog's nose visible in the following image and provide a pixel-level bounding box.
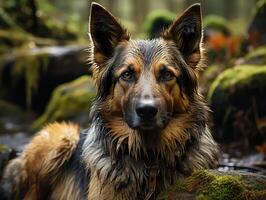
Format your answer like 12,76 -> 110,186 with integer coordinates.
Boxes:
136,101 -> 158,119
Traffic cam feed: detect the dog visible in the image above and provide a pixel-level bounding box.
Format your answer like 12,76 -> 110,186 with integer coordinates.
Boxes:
1,3 -> 219,200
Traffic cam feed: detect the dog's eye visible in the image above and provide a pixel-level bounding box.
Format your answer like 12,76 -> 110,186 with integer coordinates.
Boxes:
160,71 -> 174,81
121,71 -> 135,82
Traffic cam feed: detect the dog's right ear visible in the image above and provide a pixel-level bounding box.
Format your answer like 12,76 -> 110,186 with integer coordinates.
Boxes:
89,3 -> 129,64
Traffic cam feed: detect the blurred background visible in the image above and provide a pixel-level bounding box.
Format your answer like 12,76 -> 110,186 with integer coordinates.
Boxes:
0,0 -> 265,175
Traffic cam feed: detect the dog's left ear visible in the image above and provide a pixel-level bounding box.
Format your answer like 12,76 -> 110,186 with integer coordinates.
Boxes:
89,3 -> 129,64
163,4 -> 202,68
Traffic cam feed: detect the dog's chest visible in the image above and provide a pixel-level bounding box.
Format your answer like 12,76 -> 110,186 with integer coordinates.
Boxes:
85,157 -> 177,200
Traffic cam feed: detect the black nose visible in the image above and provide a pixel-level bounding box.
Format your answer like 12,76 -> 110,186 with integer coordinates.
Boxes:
136,102 -> 158,119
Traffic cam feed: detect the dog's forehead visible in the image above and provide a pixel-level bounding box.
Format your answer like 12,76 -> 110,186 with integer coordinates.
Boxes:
126,39 -> 169,65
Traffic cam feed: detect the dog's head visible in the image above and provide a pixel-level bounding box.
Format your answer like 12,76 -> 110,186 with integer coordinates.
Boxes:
89,3 -> 204,152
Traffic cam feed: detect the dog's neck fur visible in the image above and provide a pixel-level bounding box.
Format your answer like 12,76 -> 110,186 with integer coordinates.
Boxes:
81,97 -> 218,198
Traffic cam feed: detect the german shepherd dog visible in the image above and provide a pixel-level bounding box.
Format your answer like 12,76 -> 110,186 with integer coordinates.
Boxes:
1,3 -> 219,200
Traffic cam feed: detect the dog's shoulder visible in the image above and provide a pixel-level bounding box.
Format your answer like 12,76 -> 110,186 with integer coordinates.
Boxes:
23,122 -> 81,175
1,122 -> 81,199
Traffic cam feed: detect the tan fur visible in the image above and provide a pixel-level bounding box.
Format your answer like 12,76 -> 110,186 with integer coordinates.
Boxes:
88,169 -> 139,200
88,171 -> 113,200
51,174 -> 81,200
24,122 -> 80,176
3,122 -> 80,200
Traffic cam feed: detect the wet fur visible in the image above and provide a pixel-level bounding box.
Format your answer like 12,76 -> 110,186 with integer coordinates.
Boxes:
1,3 -> 219,200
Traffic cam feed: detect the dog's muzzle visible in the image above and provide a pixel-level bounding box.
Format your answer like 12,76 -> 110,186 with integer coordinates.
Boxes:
135,100 -> 158,130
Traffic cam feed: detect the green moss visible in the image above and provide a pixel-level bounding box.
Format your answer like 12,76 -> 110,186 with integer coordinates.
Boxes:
198,175 -> 245,200
158,170 -> 266,200
143,10 -> 175,39
208,65 -> 266,105
32,76 -> 96,129
0,144 -> 9,153
244,46 -> 266,65
252,0 -> 266,17
204,15 -> 231,36
10,51 -> 50,108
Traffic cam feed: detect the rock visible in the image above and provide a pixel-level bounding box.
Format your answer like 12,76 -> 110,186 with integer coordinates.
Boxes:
248,0 -> 266,48
0,144 -> 16,177
158,170 -> 266,200
32,75 -> 96,129
0,100 -> 34,134
0,45 -> 89,112
208,65 -> 266,148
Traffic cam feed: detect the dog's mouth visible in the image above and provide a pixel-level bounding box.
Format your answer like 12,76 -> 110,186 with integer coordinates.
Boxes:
137,120 -> 158,131
126,115 -> 168,132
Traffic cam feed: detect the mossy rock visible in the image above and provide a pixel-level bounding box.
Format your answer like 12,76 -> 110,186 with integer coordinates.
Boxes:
243,46 -> 266,65
32,76 -> 96,129
143,10 -> 175,39
0,45 -> 88,112
208,65 -> 266,145
158,170 -> 266,200
204,15 -> 231,36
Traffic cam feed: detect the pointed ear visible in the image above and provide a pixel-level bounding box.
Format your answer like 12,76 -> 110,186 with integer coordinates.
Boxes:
163,4 -> 203,68
89,3 -> 129,63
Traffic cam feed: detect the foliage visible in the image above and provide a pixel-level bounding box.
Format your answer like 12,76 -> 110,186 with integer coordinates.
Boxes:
244,46 -> 266,65
0,0 -> 78,41
143,10 -> 175,39
0,29 -> 59,56
204,15 -> 231,36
